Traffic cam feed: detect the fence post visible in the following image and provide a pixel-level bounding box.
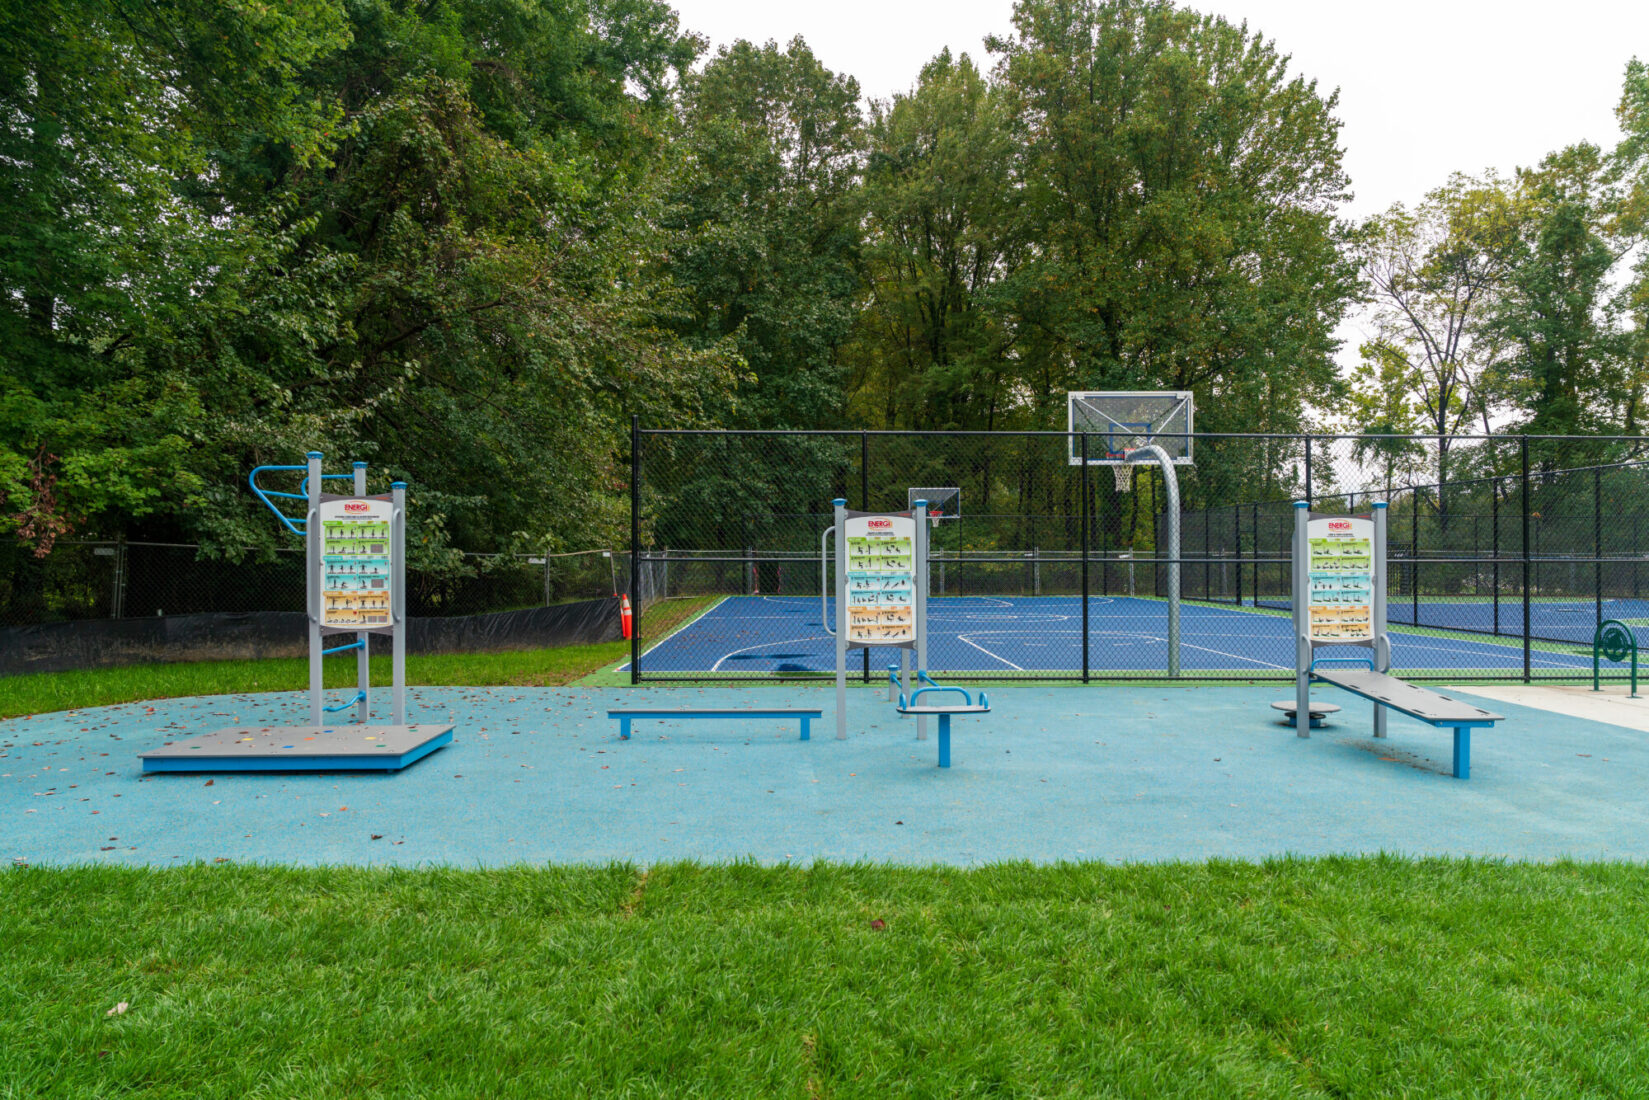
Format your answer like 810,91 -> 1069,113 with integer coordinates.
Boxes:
1595,465 -> 1604,629
1492,468 -> 1500,636
1522,437 -> 1532,683
1233,503 -> 1242,608
861,431 -> 870,684
1412,496 -> 1420,628
1304,435 -> 1313,507
1081,432 -> 1090,683
111,537 -> 126,620
630,415 -> 641,686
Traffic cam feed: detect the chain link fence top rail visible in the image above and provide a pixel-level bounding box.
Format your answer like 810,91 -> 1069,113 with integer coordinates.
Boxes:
631,429 -> 1649,684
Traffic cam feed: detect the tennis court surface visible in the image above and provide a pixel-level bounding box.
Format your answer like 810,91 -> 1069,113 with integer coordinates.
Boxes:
626,595 -> 1603,678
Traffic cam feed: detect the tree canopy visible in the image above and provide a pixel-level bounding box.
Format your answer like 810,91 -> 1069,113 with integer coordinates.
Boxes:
2,0 -> 1644,561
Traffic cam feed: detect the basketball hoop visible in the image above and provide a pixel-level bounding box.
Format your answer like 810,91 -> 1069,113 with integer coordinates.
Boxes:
1113,464 -> 1134,493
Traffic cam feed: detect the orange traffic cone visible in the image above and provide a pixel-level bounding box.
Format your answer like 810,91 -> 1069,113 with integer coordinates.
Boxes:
619,593 -> 633,640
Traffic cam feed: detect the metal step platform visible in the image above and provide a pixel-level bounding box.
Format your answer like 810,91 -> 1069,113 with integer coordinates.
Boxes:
139,723 -> 454,773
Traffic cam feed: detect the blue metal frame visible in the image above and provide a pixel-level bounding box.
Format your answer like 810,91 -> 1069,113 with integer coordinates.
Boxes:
248,464 -> 311,536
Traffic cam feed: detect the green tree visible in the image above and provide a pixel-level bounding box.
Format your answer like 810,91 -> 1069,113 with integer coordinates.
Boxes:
850,50 -> 1020,431
666,38 -> 866,429
0,0 -> 348,550
1478,145 -> 1631,470
3,0 -> 736,566
987,0 -> 1356,449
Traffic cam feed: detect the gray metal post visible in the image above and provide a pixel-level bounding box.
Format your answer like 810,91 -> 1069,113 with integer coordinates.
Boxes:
1372,501 -> 1389,739
1129,445 -> 1179,677
1294,501 -> 1310,738
307,451 -> 323,727
391,480 -> 407,725
900,647 -> 913,735
833,498 -> 848,740
1081,433 -> 1090,683
353,461 -> 370,724
914,500 -> 929,742
630,415 -> 641,685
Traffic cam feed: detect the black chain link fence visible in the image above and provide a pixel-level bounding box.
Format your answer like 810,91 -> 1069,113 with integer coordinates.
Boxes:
631,429 -> 1649,684
0,542 -> 633,628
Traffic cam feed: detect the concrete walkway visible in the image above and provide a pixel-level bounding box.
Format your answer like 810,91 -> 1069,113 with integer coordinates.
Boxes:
1457,683 -> 1649,733
4,683 -> 1647,867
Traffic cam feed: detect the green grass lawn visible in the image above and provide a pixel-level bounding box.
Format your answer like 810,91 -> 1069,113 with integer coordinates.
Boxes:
0,597 -> 718,719
3,859 -> 1646,1098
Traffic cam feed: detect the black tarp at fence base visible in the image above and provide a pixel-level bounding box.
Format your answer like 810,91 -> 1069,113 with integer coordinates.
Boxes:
0,597 -> 623,676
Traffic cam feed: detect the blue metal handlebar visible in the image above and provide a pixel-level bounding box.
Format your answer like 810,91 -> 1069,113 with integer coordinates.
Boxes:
896,669 -> 987,710
1310,655 -> 1376,672
249,465 -> 310,537
322,689 -> 367,714
300,472 -> 356,499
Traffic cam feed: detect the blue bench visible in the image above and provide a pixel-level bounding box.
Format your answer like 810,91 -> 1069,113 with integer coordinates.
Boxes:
609,708 -> 823,741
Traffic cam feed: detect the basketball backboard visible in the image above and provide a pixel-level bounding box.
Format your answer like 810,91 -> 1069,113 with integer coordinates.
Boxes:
908,487 -> 960,521
1067,391 -> 1194,466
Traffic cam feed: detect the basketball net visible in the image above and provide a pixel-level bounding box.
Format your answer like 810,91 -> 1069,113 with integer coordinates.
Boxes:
1113,465 -> 1133,492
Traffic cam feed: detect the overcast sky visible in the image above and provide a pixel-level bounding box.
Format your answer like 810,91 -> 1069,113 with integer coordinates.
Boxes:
670,0 -> 1649,221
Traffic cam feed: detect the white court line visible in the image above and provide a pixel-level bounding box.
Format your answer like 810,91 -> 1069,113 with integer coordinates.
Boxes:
618,595 -> 729,671
949,627 -> 1291,671
954,633 -> 1026,671
710,635 -> 831,672
1086,629 -> 1291,670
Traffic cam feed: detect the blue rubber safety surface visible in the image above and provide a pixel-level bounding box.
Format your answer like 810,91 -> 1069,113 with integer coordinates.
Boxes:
6,683 -> 1649,866
626,595 -> 1598,676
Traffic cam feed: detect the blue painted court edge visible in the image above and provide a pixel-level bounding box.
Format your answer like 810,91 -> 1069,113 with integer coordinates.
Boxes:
7,683 -> 1649,867
627,595 -> 1603,676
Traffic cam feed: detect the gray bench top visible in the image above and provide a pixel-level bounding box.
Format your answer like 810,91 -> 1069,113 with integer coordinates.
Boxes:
607,708 -> 822,717
1313,669 -> 1503,724
895,705 -> 991,715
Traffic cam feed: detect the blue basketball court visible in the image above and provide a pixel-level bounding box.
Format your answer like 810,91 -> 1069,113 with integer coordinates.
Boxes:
626,595 -> 1599,677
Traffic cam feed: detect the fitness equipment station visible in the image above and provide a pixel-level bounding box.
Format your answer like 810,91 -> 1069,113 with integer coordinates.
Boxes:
140,452 -> 454,772
1279,500 -> 1501,780
822,496 -> 989,767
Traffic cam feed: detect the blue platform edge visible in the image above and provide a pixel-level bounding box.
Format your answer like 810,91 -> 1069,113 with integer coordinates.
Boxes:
140,730 -> 453,773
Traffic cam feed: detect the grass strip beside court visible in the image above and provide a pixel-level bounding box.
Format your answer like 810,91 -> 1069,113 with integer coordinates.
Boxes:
2,859 -> 1645,1098
0,598 -> 719,719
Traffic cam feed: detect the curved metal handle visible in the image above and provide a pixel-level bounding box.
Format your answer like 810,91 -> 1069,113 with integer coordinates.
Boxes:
821,524 -> 836,636
249,465 -> 309,537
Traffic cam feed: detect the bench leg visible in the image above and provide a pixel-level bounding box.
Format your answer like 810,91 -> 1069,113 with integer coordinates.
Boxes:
1452,727 -> 1470,780
799,716 -> 810,741
1374,703 -> 1387,739
937,713 -> 951,768
619,716 -> 631,740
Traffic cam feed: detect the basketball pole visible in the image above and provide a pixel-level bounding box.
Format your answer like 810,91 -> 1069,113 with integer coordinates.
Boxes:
1127,445 -> 1180,678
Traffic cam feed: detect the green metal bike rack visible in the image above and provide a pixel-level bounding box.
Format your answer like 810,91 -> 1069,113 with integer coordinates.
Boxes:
1593,619 -> 1639,697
